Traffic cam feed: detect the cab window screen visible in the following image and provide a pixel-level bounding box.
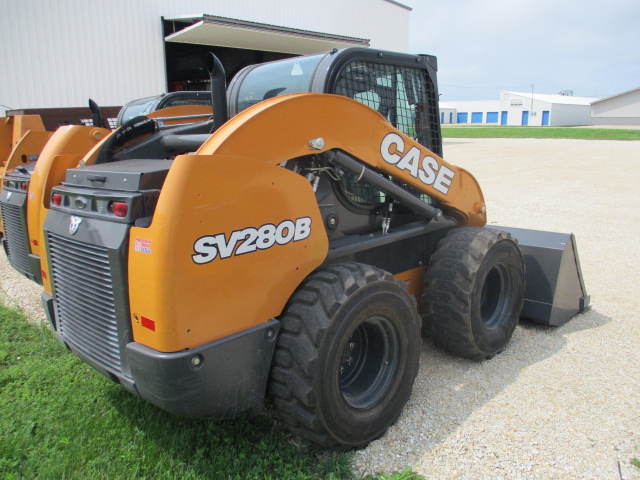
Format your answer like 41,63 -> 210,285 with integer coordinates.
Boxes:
333,61 -> 441,156
237,55 -> 324,112
333,60 -> 440,207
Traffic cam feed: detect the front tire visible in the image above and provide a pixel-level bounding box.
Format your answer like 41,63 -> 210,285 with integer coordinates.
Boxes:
269,263 -> 421,449
422,227 -> 524,360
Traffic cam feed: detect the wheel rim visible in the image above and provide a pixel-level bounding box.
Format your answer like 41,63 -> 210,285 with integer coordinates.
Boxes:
338,316 -> 399,409
480,263 -> 511,329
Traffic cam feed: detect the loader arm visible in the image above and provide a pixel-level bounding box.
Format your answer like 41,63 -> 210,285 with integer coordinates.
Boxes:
197,93 -> 486,226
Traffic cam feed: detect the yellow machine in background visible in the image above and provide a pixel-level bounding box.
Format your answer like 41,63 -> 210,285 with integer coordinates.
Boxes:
0,115 -> 51,236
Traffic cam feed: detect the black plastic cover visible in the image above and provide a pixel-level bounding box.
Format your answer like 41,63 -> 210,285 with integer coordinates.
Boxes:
63,159 -> 172,192
126,319 -> 280,418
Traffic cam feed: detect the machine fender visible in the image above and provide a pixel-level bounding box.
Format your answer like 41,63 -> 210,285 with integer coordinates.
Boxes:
127,154 -> 328,352
26,125 -> 110,293
2,130 -> 52,176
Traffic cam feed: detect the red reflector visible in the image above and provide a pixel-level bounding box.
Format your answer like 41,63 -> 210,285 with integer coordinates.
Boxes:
32,239 -> 39,246
109,202 -> 128,217
141,316 -> 156,331
41,270 -> 47,280
20,182 -> 28,191
52,193 -> 62,206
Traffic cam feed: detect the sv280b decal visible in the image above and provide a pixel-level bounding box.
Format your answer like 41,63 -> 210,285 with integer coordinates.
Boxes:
192,217 -> 312,264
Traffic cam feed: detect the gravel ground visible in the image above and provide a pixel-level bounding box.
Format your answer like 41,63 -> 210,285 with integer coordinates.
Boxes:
1,138 -> 639,479
0,251 -> 46,322
352,138 -> 640,480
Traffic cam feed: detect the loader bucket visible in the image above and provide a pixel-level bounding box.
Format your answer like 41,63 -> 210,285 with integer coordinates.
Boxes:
491,226 -> 590,326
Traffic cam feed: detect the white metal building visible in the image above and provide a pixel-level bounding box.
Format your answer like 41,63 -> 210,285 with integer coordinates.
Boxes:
441,91 -> 599,127
440,100 -> 500,125
0,0 -> 412,117
590,87 -> 640,126
439,103 -> 457,125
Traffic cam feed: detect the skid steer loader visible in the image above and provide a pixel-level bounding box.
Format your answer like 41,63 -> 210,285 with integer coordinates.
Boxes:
32,48 -> 588,449
1,98 -> 212,285
0,114 -> 51,237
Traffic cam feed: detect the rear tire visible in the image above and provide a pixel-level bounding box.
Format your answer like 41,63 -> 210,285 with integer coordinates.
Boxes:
269,263 -> 421,449
422,227 -> 524,360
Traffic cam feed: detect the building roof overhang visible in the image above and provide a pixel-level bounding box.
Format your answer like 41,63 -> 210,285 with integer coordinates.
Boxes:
164,14 -> 370,55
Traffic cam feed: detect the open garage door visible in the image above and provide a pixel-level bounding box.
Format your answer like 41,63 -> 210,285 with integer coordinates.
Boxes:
163,14 -> 370,92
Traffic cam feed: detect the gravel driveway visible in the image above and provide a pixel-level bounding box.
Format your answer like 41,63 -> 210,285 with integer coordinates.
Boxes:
1,138 -> 639,479
353,138 -> 640,479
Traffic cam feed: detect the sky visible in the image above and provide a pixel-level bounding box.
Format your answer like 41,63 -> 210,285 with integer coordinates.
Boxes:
405,0 -> 640,102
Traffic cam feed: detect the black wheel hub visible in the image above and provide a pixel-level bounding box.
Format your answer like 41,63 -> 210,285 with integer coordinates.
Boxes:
338,316 -> 399,409
480,263 -> 511,329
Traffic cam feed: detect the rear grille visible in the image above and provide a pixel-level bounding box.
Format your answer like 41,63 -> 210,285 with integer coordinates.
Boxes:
47,232 -> 123,375
0,202 -> 31,275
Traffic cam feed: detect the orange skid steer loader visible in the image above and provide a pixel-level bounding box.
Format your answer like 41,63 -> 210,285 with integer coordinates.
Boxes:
27,49 -> 587,449
0,114 -> 52,237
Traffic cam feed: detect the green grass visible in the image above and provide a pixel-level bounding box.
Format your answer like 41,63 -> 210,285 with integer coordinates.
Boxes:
0,303 -> 423,480
632,458 -> 640,470
441,126 -> 640,140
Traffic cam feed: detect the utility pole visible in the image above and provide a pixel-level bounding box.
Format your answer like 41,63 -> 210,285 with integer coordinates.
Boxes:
531,84 -> 535,122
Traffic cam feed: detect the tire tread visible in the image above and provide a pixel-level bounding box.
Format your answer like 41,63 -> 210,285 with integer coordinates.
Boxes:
422,227 -> 522,360
269,263 -> 401,448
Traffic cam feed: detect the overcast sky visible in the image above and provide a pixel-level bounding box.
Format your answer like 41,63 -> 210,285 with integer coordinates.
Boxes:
405,0 -> 640,102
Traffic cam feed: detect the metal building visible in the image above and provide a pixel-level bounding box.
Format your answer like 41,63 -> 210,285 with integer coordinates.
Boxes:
590,87 -> 640,126
441,91 -> 599,127
0,0 -> 412,117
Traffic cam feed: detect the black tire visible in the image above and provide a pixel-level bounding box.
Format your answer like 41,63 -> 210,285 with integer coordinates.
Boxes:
421,227 -> 524,360
269,263 -> 421,449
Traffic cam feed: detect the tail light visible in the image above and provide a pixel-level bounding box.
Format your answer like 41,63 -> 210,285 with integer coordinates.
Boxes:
109,201 -> 128,218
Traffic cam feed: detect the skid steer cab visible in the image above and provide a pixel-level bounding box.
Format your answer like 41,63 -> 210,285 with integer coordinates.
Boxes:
40,48 -> 589,450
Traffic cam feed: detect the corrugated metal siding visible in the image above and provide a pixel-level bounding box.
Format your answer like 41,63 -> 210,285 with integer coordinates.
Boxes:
549,105 -> 591,127
590,117 -> 640,126
591,89 -> 640,118
1,0 -> 409,116
1,0 -> 166,114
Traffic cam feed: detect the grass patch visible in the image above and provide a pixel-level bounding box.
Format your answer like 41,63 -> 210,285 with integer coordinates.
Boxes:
0,303 -> 422,480
632,458 -> 640,469
442,126 -> 640,140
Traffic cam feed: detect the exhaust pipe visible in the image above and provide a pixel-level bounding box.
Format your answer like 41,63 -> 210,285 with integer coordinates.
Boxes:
88,99 -> 105,129
206,52 -> 228,133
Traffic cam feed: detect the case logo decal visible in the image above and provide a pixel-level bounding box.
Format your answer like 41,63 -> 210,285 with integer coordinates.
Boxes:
69,216 -> 83,235
192,217 -> 312,265
380,132 -> 455,195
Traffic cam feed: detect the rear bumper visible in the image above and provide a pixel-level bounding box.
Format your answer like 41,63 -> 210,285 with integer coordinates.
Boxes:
43,291 -> 279,418
126,319 -> 280,417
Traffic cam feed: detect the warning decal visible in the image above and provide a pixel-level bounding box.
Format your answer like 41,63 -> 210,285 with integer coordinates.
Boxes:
134,237 -> 152,254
